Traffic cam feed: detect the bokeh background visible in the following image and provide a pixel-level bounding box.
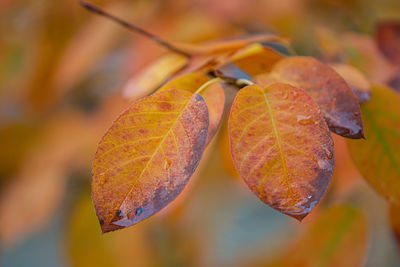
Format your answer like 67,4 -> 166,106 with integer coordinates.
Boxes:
1,0 -> 400,266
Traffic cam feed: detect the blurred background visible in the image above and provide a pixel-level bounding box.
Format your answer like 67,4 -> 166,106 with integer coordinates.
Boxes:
1,0 -> 400,266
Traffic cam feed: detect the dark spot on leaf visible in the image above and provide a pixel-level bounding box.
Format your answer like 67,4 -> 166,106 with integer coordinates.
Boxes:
135,207 -> 143,216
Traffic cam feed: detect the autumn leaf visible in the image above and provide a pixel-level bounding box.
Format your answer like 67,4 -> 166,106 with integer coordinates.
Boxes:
330,63 -> 371,104
121,35 -> 288,100
171,34 -> 286,55
92,89 -> 209,232
229,83 -> 334,220
256,56 -> 364,139
231,43 -> 284,76
122,53 -> 188,100
376,22 -> 400,66
158,73 -> 225,145
348,85 -> 400,203
257,205 -> 368,267
219,123 -> 240,179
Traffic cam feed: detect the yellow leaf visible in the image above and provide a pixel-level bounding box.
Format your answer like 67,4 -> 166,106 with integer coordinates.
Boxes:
348,85 -> 400,203
92,89 -> 209,232
122,53 -> 188,100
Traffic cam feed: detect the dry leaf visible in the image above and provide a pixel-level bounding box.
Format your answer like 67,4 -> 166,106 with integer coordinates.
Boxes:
92,89 -> 209,232
330,63 -> 371,104
256,56 -> 364,139
229,83 -> 334,220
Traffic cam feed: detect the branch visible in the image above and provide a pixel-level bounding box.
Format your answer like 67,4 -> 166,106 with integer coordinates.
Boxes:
79,1 -> 191,58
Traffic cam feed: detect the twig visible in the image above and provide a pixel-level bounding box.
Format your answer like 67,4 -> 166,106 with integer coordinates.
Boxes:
79,1 -> 191,58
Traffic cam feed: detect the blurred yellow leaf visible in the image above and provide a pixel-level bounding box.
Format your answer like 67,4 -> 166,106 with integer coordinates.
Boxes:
67,195 -> 156,267
122,53 -> 188,100
348,85 -> 400,203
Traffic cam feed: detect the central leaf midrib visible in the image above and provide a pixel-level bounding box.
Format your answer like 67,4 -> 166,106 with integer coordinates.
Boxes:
109,96 -> 193,224
261,89 -> 295,196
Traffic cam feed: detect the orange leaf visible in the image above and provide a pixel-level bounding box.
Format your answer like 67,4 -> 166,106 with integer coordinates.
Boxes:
219,123 -> 240,179
158,73 -> 225,145
172,34 -> 286,55
92,89 -> 209,232
376,22 -> 400,66
348,85 -> 400,203
229,83 -> 334,220
232,43 -> 284,76
330,63 -> 371,104
256,56 -> 364,139
122,35 -> 287,101
122,53 -> 188,100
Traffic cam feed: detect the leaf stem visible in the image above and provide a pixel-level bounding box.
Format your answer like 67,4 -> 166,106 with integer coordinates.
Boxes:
211,69 -> 253,89
79,1 -> 192,58
195,78 -> 222,94
236,79 -> 254,86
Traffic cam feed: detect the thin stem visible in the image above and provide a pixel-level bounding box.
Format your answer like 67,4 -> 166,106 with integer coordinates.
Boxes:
211,69 -> 252,89
79,1 -> 191,58
236,79 -> 254,86
195,78 -> 222,94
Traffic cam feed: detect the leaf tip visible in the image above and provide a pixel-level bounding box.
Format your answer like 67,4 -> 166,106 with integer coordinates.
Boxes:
99,221 -> 124,234
288,211 -> 310,222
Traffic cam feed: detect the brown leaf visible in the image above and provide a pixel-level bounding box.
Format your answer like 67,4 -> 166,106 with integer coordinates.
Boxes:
229,83 -> 334,220
256,56 -> 364,139
92,89 -> 209,232
376,22 -> 400,66
330,63 -> 371,104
